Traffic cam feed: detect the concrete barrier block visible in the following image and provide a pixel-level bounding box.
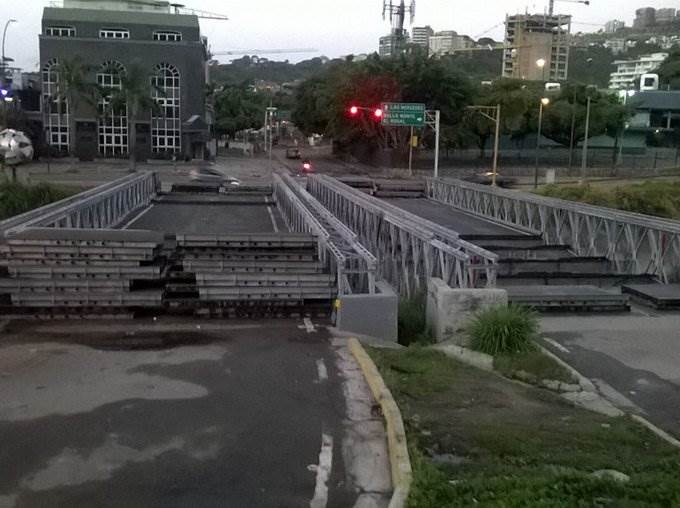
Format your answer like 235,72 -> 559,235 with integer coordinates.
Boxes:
336,281 -> 398,342
426,278 -> 508,344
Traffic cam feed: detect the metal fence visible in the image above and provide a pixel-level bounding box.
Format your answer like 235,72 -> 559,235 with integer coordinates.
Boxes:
272,173 -> 376,296
307,174 -> 499,296
3,172 -> 160,236
427,177 -> 680,283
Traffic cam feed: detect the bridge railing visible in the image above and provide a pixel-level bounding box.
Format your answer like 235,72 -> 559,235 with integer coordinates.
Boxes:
307,175 -> 499,295
273,174 -> 375,296
277,172 -> 377,294
3,172 -> 160,237
427,177 -> 680,283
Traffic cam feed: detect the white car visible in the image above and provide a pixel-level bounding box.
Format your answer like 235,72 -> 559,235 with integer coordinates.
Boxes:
189,167 -> 241,187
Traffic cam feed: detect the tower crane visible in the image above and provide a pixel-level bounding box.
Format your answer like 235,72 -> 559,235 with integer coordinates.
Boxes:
115,0 -> 229,20
549,0 -> 590,16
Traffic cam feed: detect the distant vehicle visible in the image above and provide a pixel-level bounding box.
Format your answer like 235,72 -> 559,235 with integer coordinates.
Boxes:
189,167 -> 241,186
463,172 -> 516,188
285,147 -> 301,159
0,129 -> 34,165
301,159 -> 314,174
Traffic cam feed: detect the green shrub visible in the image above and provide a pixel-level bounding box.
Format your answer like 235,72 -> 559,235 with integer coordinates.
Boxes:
466,304 -> 539,355
0,180 -> 79,221
398,291 -> 433,346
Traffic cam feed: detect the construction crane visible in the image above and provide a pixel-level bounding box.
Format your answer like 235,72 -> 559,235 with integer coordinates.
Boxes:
549,0 -> 590,16
118,0 -> 229,20
211,49 -> 318,57
474,22 -> 504,41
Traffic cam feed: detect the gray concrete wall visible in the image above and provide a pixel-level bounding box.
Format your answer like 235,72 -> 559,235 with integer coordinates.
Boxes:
336,281 -> 398,342
426,278 -> 508,344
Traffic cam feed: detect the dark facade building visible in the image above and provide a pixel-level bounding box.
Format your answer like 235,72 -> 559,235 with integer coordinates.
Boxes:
39,1 -> 211,160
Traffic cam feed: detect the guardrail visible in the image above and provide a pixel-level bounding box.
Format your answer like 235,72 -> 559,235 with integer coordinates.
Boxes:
272,174 -> 376,296
3,172 -> 160,236
307,175 -> 499,295
427,177 -> 680,283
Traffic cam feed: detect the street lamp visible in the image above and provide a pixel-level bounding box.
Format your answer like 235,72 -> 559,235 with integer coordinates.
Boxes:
1,19 -> 17,77
536,58 -> 547,82
534,97 -> 550,189
579,95 -> 592,185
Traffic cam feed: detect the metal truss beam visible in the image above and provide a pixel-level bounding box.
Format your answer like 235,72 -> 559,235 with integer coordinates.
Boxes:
427,177 -> 680,283
307,175 -> 499,296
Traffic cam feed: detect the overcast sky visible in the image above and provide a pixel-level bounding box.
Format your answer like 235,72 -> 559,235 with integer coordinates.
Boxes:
5,0 -> 680,71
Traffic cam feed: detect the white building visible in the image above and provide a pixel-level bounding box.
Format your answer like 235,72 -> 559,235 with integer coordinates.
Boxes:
604,38 -> 626,55
609,52 -> 668,90
604,19 -> 625,33
428,30 -> 473,57
411,26 -> 433,48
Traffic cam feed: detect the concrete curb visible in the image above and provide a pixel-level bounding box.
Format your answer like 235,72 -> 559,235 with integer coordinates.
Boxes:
348,338 -> 412,508
538,343 -> 597,393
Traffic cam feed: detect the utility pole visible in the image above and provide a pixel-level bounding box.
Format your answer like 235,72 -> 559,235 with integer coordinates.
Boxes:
534,98 -> 549,189
408,126 -> 414,175
266,106 -> 277,173
467,105 -> 501,186
580,95 -> 591,185
433,110 -> 440,178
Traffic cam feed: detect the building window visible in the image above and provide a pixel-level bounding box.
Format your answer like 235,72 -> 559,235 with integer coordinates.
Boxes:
45,26 -> 76,37
153,31 -> 182,42
42,58 -> 69,153
97,61 -> 128,157
151,63 -> 181,154
99,28 -> 130,39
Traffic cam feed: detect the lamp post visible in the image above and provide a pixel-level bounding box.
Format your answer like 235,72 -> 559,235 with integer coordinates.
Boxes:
580,95 -> 592,185
1,19 -> 17,78
536,58 -> 547,82
534,97 -> 550,189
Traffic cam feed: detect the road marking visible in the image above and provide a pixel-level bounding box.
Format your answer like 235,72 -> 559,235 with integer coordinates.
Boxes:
267,205 -> 280,233
298,318 -> 317,334
316,359 -> 328,383
120,204 -> 155,229
309,433 -> 333,508
543,337 -> 570,354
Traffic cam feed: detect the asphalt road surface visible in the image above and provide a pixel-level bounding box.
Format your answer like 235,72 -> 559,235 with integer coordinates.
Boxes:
541,309 -> 680,439
0,319 -> 391,508
124,202 -> 285,235
384,198 -> 523,237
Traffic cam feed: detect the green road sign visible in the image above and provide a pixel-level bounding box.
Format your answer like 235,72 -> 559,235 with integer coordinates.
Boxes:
381,102 -> 426,127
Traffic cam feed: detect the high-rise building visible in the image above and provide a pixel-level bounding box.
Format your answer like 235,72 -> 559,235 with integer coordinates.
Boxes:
411,26 -> 434,48
656,8 -> 676,24
502,13 -> 571,81
40,0 -> 211,160
609,52 -> 668,89
379,33 -> 410,57
633,7 -> 656,29
428,31 -> 474,57
604,19 -> 625,33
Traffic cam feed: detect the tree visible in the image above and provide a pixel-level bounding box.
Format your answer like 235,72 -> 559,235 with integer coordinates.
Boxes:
52,57 -> 99,156
656,50 -> 680,89
104,62 -> 159,171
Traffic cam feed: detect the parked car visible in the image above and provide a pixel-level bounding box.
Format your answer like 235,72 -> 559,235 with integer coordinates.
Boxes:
463,172 -> 516,188
189,167 -> 241,186
285,147 -> 301,159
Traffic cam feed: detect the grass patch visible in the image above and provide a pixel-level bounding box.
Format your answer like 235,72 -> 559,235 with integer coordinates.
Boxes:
398,291 -> 433,346
466,304 -> 538,355
0,180 -> 81,221
368,347 -> 680,507
494,350 -> 576,385
537,181 -> 680,220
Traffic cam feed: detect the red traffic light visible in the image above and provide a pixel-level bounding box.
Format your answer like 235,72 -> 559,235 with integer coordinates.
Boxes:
373,108 -> 383,119
349,105 -> 359,115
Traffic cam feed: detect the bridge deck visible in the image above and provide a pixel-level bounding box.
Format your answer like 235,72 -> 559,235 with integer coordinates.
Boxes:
125,202 -> 287,235
383,198 -> 524,237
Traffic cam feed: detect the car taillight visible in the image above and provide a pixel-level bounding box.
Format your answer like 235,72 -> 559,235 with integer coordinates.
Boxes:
303,163 -> 311,170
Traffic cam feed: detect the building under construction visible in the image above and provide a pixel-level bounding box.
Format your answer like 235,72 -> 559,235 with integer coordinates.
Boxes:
502,13 -> 572,81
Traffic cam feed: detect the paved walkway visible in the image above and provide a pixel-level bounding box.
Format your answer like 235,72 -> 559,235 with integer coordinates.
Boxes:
0,319 -> 391,508
541,308 -> 680,439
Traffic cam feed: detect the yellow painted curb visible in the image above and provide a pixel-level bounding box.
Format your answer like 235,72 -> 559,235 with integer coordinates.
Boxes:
348,338 -> 412,508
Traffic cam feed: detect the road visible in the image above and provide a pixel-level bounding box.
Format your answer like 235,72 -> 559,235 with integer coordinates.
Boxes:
541,309 -> 680,439
0,319 -> 391,508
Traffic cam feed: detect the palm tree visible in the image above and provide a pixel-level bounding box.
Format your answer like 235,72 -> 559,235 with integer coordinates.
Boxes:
52,57 -> 98,156
104,62 -> 159,171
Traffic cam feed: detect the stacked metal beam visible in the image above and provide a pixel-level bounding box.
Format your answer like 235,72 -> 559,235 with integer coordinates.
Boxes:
1,228 -> 165,316
176,234 -> 336,304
